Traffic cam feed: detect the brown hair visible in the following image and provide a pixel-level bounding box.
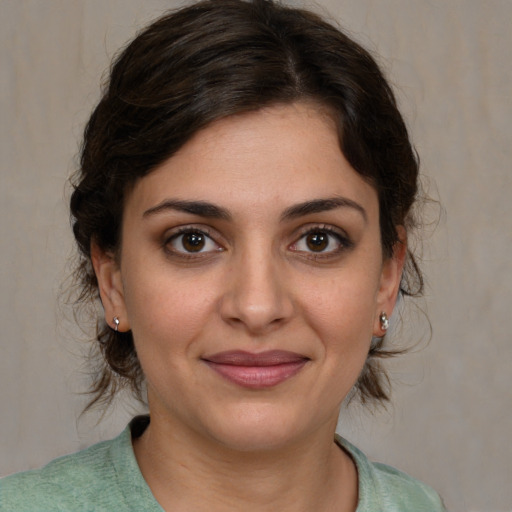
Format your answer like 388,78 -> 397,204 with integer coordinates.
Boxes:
70,0 -> 422,410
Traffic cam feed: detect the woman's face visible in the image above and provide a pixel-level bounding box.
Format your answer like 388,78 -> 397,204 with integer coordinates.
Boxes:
94,102 -> 403,450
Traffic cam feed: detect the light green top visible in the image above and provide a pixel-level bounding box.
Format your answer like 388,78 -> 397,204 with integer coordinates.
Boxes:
1,417 -> 446,511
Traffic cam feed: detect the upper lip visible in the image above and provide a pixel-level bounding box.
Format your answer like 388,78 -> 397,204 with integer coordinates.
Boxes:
202,350 -> 309,366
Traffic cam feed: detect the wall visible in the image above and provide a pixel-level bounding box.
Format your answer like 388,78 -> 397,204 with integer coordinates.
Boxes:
1,1 -> 511,511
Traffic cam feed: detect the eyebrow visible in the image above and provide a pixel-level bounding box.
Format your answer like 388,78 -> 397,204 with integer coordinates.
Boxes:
142,196 -> 367,223
143,199 -> 232,220
280,196 -> 367,223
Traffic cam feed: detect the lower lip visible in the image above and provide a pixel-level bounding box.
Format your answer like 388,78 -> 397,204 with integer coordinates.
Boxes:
204,360 -> 308,389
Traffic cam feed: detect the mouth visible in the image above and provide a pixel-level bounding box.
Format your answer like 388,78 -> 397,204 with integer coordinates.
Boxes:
202,350 -> 309,389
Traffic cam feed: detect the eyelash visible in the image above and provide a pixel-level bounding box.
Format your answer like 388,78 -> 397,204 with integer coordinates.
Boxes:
163,226 -> 223,259
162,224 -> 353,260
289,225 -> 353,259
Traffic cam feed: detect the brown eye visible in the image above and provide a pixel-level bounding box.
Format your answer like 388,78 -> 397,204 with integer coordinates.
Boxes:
290,228 -> 350,256
182,232 -> 205,252
305,232 -> 329,252
168,230 -> 220,255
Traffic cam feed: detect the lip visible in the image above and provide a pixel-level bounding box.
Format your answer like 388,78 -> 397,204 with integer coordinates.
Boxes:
202,350 -> 309,389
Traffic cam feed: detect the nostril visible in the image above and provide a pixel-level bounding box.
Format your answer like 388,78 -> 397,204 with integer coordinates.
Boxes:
218,257 -> 294,334
220,291 -> 293,334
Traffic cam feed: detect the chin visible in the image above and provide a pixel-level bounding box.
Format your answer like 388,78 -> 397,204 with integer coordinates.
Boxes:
199,403 -> 322,453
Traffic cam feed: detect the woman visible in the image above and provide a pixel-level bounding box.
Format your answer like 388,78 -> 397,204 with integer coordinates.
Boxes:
1,0 -> 446,510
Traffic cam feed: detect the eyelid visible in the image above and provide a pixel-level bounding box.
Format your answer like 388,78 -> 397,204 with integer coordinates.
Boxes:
162,225 -> 225,256
289,224 -> 353,255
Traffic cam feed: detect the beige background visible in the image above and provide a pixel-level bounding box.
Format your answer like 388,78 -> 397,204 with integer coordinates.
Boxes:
1,1 -> 511,511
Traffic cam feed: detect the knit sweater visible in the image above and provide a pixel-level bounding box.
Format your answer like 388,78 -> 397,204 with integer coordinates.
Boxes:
1,417 -> 446,511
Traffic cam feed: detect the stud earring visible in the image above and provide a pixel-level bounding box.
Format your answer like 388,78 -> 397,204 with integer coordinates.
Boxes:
113,316 -> 120,332
379,312 -> 389,332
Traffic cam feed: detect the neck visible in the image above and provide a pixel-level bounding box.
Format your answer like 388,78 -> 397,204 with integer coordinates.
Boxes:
133,413 -> 358,512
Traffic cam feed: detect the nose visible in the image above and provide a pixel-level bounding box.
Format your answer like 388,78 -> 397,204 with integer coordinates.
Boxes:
219,247 -> 294,336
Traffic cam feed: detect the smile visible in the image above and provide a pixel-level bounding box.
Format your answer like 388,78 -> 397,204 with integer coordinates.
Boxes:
202,350 -> 309,389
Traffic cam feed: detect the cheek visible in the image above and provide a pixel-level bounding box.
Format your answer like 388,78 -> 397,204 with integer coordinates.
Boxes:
295,265 -> 381,382
122,265 -> 220,357
300,272 -> 380,332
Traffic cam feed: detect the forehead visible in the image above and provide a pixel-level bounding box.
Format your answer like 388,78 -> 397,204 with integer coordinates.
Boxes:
124,102 -> 378,221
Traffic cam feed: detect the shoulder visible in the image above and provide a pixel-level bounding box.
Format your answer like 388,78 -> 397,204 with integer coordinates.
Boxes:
1,429 -> 130,512
336,435 -> 447,512
368,460 -> 447,511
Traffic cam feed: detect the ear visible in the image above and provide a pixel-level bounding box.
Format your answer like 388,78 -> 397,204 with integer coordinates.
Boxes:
91,241 -> 130,332
373,226 -> 407,336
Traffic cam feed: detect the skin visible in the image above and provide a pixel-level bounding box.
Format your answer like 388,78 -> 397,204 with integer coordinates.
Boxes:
92,102 -> 406,512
